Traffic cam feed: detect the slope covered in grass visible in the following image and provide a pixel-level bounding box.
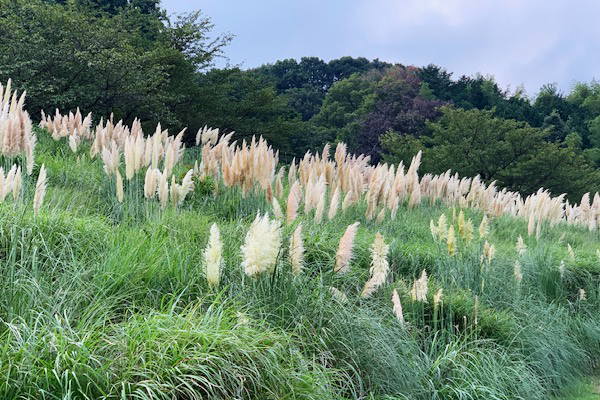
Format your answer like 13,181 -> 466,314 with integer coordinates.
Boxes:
0,84 -> 599,399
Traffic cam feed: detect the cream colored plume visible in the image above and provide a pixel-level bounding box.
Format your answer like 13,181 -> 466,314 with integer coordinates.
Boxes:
447,225 -> 456,256
241,213 -> 282,277
341,190 -> 353,211
513,260 -> 523,283
289,224 -> 305,275
204,223 -> 223,287
115,170 -> 124,203
33,164 -> 47,216
410,270 -> 428,302
0,80 -> 36,174
391,289 -> 405,325
329,286 -> 348,303
328,186 -> 340,220
334,222 -> 360,274
433,288 -> 443,308
286,180 -> 302,224
144,167 -> 158,199
157,170 -> 169,209
272,197 -> 283,219
361,232 -> 390,298
478,215 -> 489,239
481,241 -> 495,264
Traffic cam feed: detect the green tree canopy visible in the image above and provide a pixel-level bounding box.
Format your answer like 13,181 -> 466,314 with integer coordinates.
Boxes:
0,0 -> 230,135
383,107 -> 600,201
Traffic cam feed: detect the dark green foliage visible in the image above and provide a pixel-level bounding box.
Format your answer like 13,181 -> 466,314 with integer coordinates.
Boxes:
382,107 -> 600,201
0,0 -> 230,133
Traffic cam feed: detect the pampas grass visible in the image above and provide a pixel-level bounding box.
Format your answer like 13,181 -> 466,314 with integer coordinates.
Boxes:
272,197 -> 283,219
328,187 -> 340,220
479,215 -> 489,238
391,289 -> 404,325
204,223 -> 223,287
242,213 -> 282,277
144,168 -> 158,199
361,232 -> 390,298
335,222 -> 360,274
410,270 -> 428,302
115,170 -> 124,203
33,164 -> 47,216
289,224 -> 304,275
514,260 -> 523,283
287,180 -> 302,224
447,225 -> 456,256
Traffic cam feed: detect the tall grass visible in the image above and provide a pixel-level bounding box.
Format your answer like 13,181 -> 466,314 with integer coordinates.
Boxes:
0,89 -> 599,398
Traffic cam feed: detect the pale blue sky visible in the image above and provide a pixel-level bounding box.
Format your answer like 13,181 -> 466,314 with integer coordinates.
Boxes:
162,0 -> 600,97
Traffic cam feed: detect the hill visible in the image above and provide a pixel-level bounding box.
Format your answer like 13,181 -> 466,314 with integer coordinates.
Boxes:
1,81 -> 600,399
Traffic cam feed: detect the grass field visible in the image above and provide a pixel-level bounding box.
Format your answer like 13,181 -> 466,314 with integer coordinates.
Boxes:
1,90 -> 600,398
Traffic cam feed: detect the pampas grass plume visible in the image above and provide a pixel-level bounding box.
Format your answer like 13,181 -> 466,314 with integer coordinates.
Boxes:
242,213 -> 282,277
447,225 -> 456,256
286,180 -> 301,224
479,215 -> 489,238
391,289 -> 405,325
335,222 -> 360,273
361,232 -> 390,298
204,223 -> 223,287
328,186 -> 340,220
115,169 -> 124,203
289,224 -> 304,275
33,164 -> 47,216
272,197 -> 283,219
410,270 -> 428,302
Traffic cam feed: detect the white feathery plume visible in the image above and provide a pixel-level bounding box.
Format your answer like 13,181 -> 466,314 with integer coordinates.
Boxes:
314,189 -> 325,223
289,224 -> 305,275
328,186 -> 340,220
241,213 -> 282,277
391,289 -> 405,325
204,223 -> 223,287
433,288 -> 443,308
361,232 -> 390,298
329,286 -> 348,304
272,197 -> 283,219
334,222 -> 360,273
479,215 -> 489,239
144,167 -> 158,199
115,169 -> 124,203
157,170 -> 169,209
341,190 -> 353,211
286,180 -> 302,224
11,166 -> 21,200
410,270 -> 428,302
513,260 -> 523,283
33,164 -> 47,216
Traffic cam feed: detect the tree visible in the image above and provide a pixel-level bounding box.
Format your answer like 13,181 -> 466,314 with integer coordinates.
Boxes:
356,66 -> 443,160
0,0 -> 230,137
419,107 -> 600,200
166,10 -> 232,70
191,69 -> 313,160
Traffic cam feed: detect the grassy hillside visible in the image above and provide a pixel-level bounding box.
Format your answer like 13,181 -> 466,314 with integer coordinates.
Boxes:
1,91 -> 600,399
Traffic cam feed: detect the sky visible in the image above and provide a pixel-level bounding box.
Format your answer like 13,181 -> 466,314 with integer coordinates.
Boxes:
162,0 -> 600,97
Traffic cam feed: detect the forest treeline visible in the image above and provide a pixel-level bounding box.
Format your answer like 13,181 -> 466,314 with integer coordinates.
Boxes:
2,0 -> 600,201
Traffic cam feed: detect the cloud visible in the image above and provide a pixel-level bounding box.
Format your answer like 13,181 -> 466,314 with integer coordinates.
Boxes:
163,0 -> 600,95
